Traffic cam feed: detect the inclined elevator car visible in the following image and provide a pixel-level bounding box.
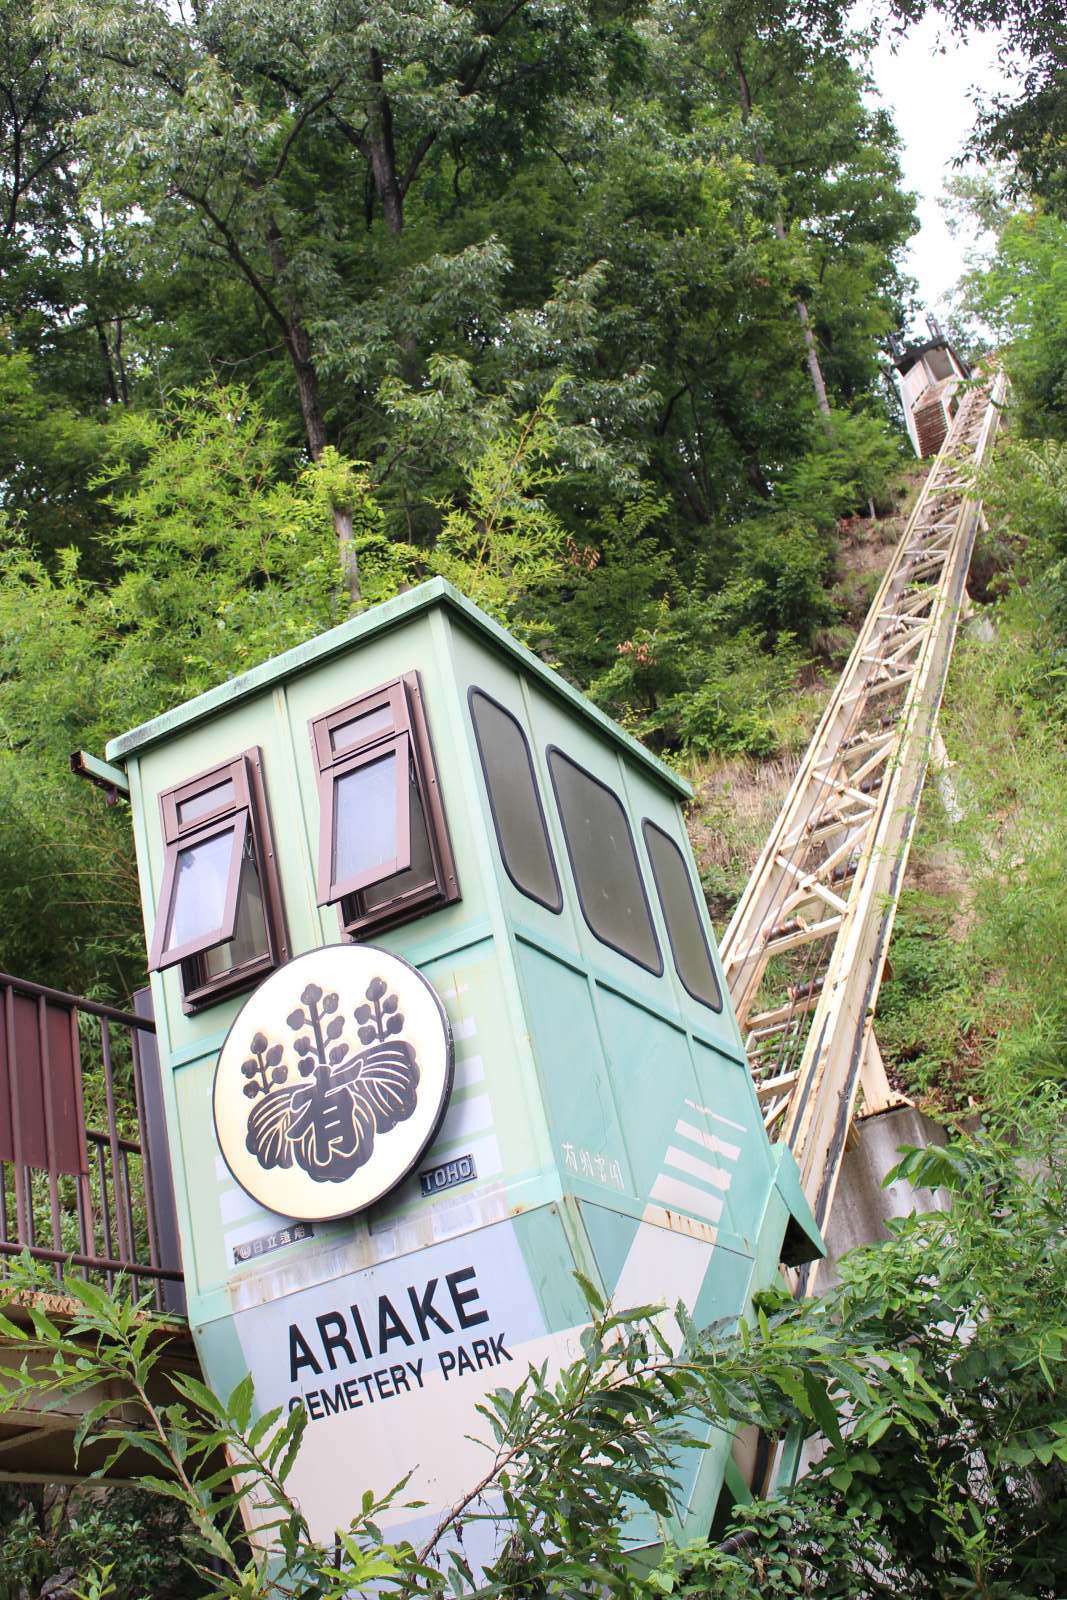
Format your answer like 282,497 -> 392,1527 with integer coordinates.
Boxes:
105,577 -> 822,1557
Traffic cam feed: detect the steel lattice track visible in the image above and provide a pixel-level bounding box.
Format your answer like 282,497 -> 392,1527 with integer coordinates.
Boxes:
719,370 -> 1007,1240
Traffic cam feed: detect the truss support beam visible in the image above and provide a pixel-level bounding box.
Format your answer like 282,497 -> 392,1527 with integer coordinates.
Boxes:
857,1031 -> 907,1119
719,371 -> 1007,1234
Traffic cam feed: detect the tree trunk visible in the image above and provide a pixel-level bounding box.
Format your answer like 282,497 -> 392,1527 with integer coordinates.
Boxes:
286,312 -> 328,459
114,317 -> 129,405
745,454 -> 773,499
366,49 -> 404,236
363,49 -> 420,383
735,49 -> 832,423
795,297 -> 831,419
266,223 -> 361,600
95,320 -> 119,404
333,503 -> 360,607
771,214 -> 832,421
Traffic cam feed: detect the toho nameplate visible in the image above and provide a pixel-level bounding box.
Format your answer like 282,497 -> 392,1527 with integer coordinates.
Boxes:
213,944 -> 453,1221
419,1153 -> 477,1196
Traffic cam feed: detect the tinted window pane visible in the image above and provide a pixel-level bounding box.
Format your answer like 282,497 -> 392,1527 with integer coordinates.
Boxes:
926,347 -> 954,381
203,844 -> 269,977
642,822 -> 722,1010
548,750 -> 660,971
333,750 -> 399,884
362,763 -> 436,910
330,704 -> 394,754
471,692 -> 561,911
178,779 -> 235,825
166,826 -> 237,952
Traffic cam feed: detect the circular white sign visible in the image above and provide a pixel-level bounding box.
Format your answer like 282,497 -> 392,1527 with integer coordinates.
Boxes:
212,945 -> 453,1222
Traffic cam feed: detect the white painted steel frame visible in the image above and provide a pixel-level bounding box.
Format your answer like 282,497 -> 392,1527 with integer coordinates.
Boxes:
719,372 -> 1007,1246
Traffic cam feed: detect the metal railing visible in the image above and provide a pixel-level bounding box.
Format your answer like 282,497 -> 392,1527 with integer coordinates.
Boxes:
0,971 -> 185,1314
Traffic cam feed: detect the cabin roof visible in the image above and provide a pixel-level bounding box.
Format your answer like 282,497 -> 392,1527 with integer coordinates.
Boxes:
105,577 -> 692,799
893,335 -> 972,379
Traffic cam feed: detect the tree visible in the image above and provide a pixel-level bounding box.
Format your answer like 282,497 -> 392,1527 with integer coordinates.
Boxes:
0,0 -> 138,568
39,0 -> 651,589
878,0 -> 1067,213
963,208 -> 1067,440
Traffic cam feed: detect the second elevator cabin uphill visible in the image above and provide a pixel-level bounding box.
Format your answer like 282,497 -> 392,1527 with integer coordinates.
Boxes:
105,578 -> 823,1553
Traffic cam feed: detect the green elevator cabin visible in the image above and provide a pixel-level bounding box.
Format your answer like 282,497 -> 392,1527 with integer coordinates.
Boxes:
104,577 -> 822,1557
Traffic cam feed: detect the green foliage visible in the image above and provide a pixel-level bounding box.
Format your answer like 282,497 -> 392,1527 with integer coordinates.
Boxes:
724,520 -> 838,644
572,521 -> 835,757
589,605 -> 798,757
874,891 -> 976,1106
410,383 -> 574,638
817,1094 -> 1067,1598
0,351 -> 114,565
964,211 -> 1067,440
651,1483 -> 888,1597
5,1101 -> 1067,1598
0,1255 -> 938,1600
779,411 -> 905,529
0,1484 -> 207,1600
0,531 -> 143,994
7,0 -> 916,557
982,437 -> 1067,644
542,405 -> 903,759
94,387 -> 381,701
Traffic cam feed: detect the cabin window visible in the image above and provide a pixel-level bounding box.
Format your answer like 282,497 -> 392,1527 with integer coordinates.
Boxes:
925,346 -> 954,382
469,689 -> 562,912
310,672 -> 459,937
148,749 -> 287,1010
642,821 -> 723,1011
547,748 -> 662,974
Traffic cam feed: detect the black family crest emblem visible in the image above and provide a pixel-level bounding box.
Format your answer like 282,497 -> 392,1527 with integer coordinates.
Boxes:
213,946 -> 453,1222
243,977 -> 418,1183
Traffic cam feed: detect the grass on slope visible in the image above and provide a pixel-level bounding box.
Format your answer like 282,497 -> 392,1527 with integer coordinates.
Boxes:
877,583 -> 1067,1115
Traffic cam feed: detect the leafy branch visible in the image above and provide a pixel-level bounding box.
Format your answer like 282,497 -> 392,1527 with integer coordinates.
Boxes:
0,1256 -> 937,1600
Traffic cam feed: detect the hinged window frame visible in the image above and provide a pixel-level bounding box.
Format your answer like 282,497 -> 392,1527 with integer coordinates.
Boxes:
310,672 -> 459,938
149,748 -> 288,1010
149,810 -> 249,972
315,731 -> 413,904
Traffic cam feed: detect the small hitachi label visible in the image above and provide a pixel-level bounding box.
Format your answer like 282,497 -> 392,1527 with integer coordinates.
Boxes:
419,1154 -> 477,1196
234,1221 -> 314,1263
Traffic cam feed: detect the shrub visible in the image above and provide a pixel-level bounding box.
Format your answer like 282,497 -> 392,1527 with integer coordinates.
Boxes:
779,410 -> 903,529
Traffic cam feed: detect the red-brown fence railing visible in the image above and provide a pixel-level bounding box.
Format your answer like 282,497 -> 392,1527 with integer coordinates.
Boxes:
0,972 -> 185,1315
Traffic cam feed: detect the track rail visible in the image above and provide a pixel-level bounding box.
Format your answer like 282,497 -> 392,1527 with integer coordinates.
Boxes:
719,371 -> 1006,1243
